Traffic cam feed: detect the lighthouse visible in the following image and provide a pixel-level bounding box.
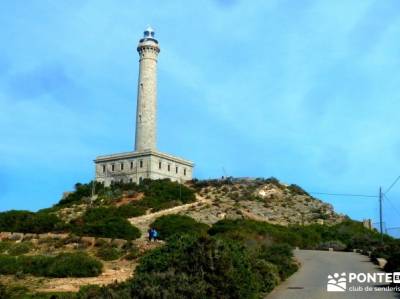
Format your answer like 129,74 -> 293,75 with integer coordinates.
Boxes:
94,27 -> 194,186
135,26 -> 159,151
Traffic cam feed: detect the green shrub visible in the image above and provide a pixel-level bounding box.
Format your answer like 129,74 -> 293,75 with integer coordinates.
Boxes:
76,284 -> 130,299
96,246 -> 123,261
318,240 -> 346,251
58,182 -> 104,206
0,241 -> 12,253
264,177 -> 281,187
0,283 -> 31,299
151,214 -> 209,240
124,247 -> 140,261
258,244 -> 298,280
0,252 -> 102,278
384,252 -> 400,272
132,234 -> 259,299
116,204 -> 147,217
287,184 -> 309,196
71,208 -> 141,240
58,179 -> 195,215
8,242 -> 32,256
138,179 -> 196,212
0,255 -> 20,274
209,219 -> 301,247
0,211 -> 65,233
251,259 -> 280,293
48,253 -> 102,277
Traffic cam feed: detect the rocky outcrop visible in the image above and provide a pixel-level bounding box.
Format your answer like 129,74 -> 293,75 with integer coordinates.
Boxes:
182,178 -> 345,226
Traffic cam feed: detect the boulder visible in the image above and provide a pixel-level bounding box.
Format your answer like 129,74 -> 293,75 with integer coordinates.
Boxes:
0,232 -> 12,241
10,233 -> 24,241
64,235 -> 81,244
80,236 -> 96,247
376,258 -> 387,269
38,233 -> 50,239
23,233 -> 38,240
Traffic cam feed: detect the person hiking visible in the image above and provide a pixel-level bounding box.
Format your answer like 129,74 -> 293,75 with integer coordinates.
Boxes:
153,228 -> 159,241
148,228 -> 153,242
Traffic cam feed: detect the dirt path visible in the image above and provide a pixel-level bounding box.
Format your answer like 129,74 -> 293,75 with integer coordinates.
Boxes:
128,194 -> 211,239
33,196 -> 210,293
34,240 -> 162,293
1,197 -> 211,294
36,260 -> 136,293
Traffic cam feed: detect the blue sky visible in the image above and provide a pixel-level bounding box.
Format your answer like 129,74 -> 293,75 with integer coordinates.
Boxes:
1,0 -> 400,233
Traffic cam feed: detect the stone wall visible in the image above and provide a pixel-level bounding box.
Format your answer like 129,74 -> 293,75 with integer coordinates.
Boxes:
0,232 -> 128,248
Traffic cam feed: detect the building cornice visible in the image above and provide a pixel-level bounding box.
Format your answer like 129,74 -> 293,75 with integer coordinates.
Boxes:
94,150 -> 194,167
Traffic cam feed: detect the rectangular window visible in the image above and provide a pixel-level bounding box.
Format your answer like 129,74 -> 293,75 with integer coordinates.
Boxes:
168,164 -> 170,172
159,161 -> 162,169
111,164 -> 115,171
102,165 -> 106,173
184,168 -> 187,176
176,166 -> 178,174
120,163 -> 124,170
140,160 -> 143,168
130,161 -> 133,169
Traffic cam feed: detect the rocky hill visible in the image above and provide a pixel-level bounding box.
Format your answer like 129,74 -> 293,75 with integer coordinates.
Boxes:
0,177 -> 349,297
56,177 -> 345,228
184,177 -> 345,226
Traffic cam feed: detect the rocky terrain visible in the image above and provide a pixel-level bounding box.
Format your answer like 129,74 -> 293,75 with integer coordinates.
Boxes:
0,177 -> 347,296
183,178 -> 345,226
57,177 -> 345,229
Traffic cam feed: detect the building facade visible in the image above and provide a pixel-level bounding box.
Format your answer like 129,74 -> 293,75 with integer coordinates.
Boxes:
94,27 -> 194,186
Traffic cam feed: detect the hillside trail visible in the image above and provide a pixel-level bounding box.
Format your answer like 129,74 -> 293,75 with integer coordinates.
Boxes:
35,259 -> 137,293
128,194 -> 211,240
32,195 -> 210,293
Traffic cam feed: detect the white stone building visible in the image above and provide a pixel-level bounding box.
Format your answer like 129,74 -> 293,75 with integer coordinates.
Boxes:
94,27 -> 194,186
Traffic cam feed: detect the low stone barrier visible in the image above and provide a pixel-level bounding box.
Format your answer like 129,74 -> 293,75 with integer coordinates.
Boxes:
376,258 -> 387,269
0,231 -> 128,247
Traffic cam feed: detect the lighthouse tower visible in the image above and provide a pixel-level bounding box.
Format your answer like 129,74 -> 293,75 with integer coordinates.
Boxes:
135,27 -> 159,151
94,27 -> 194,186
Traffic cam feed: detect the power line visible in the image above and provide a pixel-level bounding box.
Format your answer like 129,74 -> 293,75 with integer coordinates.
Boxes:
310,192 -> 377,198
384,175 -> 400,195
383,194 -> 400,219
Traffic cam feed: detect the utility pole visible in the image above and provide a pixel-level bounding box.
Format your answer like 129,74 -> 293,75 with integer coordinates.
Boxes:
179,178 -> 182,202
379,186 -> 383,243
91,169 -> 96,207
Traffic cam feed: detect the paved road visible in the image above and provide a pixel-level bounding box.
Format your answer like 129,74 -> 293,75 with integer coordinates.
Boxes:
266,250 -> 399,299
